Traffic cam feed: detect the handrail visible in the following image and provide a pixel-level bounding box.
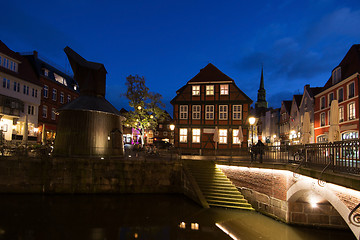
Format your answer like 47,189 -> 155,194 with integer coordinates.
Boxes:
348,203 -> 360,227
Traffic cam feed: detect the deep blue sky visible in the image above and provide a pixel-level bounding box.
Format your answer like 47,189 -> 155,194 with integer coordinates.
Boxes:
2,0 -> 360,114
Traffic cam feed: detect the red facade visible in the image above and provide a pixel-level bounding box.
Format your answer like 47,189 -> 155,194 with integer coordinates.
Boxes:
171,63 -> 252,152
314,45 -> 360,142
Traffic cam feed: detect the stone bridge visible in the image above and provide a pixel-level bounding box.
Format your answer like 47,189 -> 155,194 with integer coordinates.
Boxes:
218,162 -> 360,239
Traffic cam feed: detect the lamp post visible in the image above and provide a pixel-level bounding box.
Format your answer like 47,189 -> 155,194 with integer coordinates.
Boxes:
249,117 -> 256,146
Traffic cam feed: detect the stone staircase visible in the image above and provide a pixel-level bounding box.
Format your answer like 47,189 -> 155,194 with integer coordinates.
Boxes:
185,160 -> 254,210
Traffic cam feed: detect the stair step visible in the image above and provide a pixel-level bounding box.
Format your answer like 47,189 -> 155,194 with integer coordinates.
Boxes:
207,199 -> 252,208
206,195 -> 245,202
204,191 -> 244,199
209,202 -> 254,210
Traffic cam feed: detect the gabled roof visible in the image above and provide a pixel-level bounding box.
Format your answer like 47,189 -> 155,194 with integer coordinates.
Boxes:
323,44 -> 360,90
0,41 -> 40,87
171,63 -> 252,105
308,87 -> 322,98
282,100 -> 292,113
23,52 -> 78,92
187,63 -> 235,83
293,95 -> 303,108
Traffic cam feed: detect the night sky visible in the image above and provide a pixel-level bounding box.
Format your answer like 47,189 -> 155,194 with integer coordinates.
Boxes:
2,0 -> 360,115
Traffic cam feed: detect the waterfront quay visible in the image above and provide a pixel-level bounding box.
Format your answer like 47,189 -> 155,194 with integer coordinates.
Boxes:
1,140 -> 360,239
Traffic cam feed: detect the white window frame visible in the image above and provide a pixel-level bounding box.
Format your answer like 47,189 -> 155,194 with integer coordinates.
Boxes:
180,128 -> 188,143
338,87 -> 344,102
219,105 -> 228,120
192,85 -> 200,96
179,105 -> 188,119
44,85 -> 48,98
206,85 -> 214,95
328,92 -> 334,107
67,95 -> 71,103
320,96 -> 325,109
51,108 -> 56,120
60,92 -> 64,104
205,105 -> 214,120
192,128 -> 200,143
219,129 -> 227,144
348,82 -> 355,99
320,112 -> 326,126
233,129 -> 241,144
233,105 -> 242,120
52,89 -> 57,101
339,106 -> 344,123
348,102 -> 356,120
220,84 -> 229,95
42,105 -> 48,118
332,67 -> 341,84
192,105 -> 201,119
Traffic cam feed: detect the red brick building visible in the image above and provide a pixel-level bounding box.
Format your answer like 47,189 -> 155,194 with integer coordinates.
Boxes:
314,44 -> 360,142
24,51 -> 79,142
171,63 -> 252,153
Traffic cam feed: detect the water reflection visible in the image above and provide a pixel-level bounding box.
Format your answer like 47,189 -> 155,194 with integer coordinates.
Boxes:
0,194 -> 355,240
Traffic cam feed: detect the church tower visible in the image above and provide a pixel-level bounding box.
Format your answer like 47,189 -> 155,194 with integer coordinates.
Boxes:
255,66 -> 268,110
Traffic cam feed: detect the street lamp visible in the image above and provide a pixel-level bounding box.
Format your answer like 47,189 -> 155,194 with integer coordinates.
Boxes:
249,117 -> 256,146
169,124 -> 175,131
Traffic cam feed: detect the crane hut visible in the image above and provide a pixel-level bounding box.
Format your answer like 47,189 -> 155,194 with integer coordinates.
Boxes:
53,47 -> 124,157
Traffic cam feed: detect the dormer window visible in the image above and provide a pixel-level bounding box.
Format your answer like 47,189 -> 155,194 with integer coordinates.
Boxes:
42,68 -> 49,77
332,67 -> 341,84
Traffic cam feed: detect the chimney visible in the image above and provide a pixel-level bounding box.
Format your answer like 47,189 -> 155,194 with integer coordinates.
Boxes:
33,51 -> 38,58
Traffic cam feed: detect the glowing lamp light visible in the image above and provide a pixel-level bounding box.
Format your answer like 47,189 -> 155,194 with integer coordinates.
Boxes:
150,115 -> 154,119
100,157 -> 104,160
310,198 -> 318,208
107,136 -> 110,141
137,106 -> 142,110
134,233 -> 138,238
179,222 -> 186,229
169,124 -> 175,131
34,128 -> 39,133
249,117 -> 256,125
191,223 -> 199,230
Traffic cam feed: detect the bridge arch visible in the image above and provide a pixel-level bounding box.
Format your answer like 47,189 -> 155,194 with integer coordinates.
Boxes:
287,177 -> 360,239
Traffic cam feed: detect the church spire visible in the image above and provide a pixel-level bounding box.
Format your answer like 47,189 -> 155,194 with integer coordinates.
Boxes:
255,66 -> 268,111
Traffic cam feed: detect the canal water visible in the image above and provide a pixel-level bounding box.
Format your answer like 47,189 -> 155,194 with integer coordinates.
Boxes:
0,194 -> 355,240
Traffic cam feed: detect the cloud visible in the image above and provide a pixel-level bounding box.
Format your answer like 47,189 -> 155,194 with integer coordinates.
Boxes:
307,7 -> 360,43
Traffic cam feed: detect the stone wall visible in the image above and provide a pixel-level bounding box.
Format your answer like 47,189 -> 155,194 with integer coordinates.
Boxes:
0,157 -> 183,194
218,165 -> 349,229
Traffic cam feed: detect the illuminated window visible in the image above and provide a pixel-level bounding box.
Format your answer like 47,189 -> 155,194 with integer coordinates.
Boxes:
219,105 -> 228,120
348,82 -> 355,99
205,105 -> 214,120
338,88 -> 344,102
220,84 -> 228,95
233,105 -> 242,120
349,102 -> 355,120
192,128 -> 200,143
206,85 -> 214,95
52,89 -> 57,101
179,105 -> 188,119
44,85 -> 48,98
339,106 -> 344,123
192,105 -> 201,119
233,129 -> 241,144
320,112 -> 325,126
192,85 -> 200,95
180,128 -> 187,143
42,105 -> 48,118
219,129 -> 227,144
